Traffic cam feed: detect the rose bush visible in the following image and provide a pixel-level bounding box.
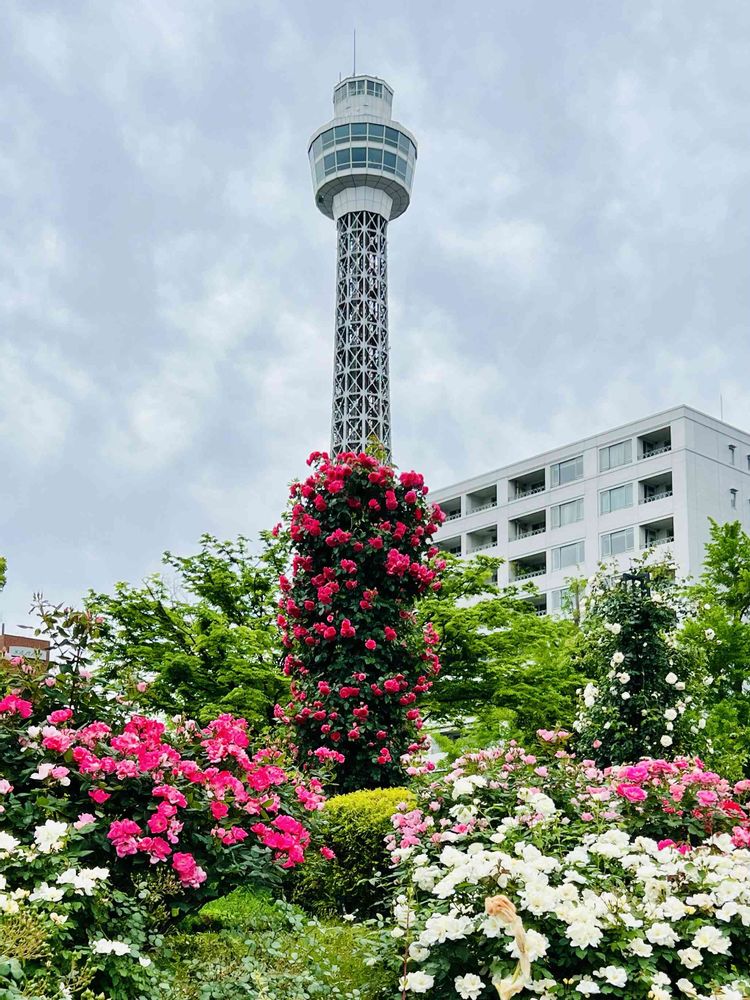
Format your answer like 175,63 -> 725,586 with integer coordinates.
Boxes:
0,621 -> 328,996
277,451 -> 445,792
388,736 -> 750,999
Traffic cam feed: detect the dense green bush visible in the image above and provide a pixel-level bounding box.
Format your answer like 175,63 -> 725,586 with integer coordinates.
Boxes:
290,787 -> 415,916
165,892 -> 393,1000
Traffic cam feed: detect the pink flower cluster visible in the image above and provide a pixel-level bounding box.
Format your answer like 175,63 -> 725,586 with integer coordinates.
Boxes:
6,703 -> 324,886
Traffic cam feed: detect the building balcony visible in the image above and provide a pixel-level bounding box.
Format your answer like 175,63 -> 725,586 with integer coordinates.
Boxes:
466,485 -> 498,516
467,525 -> 498,554
638,426 -> 672,460
436,535 -> 462,556
509,469 -> 546,501
510,551 -> 547,581
509,509 -> 547,542
519,593 -> 547,616
441,497 -> 462,522
640,516 -> 675,549
639,472 -> 673,505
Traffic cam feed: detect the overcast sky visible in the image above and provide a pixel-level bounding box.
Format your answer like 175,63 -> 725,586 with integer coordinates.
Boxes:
2,1 -> 749,630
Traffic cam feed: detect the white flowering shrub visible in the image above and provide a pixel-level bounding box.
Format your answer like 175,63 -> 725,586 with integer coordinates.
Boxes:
0,822 -> 159,997
389,742 -> 750,999
573,558 -> 708,766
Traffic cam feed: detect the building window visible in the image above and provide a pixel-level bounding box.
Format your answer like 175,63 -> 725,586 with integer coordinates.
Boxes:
550,455 -> 583,487
599,439 -> 632,472
747,455 -> 750,471
549,587 -> 571,612
600,526 -> 635,557
599,483 -> 634,514
729,444 -> 736,465
550,498 -> 584,528
730,488 -> 738,509
551,540 -> 585,571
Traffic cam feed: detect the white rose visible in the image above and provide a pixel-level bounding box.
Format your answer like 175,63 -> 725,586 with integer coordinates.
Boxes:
704,628 -> 715,640
454,973 -> 485,1000
646,922 -> 680,947
576,980 -> 601,996
595,966 -> 628,988
629,938 -> 653,957
665,672 -> 678,685
692,926 -> 730,954
676,978 -> 697,996
660,735 -> 673,748
399,971 -> 434,993
611,651 -> 625,666
664,708 -> 678,721
621,692 -> 631,700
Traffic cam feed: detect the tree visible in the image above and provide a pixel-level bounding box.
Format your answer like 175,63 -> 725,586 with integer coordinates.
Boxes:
573,555 -> 706,766
278,451 -> 444,792
680,519 -> 750,776
416,554 -> 581,749
0,555 -> 6,592
86,533 -> 288,729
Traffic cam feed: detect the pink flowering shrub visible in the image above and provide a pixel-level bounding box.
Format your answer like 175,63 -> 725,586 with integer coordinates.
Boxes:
389,736 -> 750,999
0,639 -> 327,913
276,451 -> 445,792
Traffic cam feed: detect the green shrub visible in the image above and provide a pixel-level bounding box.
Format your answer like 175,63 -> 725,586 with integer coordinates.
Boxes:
290,786 -> 415,916
196,887 -> 292,932
164,910 -> 394,999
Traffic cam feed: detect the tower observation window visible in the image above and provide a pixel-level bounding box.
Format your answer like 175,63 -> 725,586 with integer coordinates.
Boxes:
351,123 -> 367,138
385,127 -> 399,147
322,129 -> 334,149
335,125 -> 349,143
367,148 -> 383,167
323,153 -> 336,175
336,149 -> 350,168
383,151 -> 397,172
368,124 -> 384,141
351,147 -> 366,165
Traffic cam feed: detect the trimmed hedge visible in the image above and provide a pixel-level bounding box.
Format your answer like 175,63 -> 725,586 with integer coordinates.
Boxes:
290,786 -> 415,916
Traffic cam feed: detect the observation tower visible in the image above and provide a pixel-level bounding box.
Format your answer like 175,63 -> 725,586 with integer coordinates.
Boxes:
308,75 -> 417,460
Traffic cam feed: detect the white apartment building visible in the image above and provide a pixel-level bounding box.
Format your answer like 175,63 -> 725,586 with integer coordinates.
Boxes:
432,406 -> 750,614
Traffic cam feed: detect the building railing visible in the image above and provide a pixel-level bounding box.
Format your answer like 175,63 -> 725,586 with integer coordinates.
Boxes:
512,484 -> 546,500
469,541 -> 498,553
513,567 -> 546,580
640,489 -> 673,504
468,500 -> 498,514
644,535 -> 675,548
640,444 -> 672,459
444,510 -> 463,521
515,525 -> 546,539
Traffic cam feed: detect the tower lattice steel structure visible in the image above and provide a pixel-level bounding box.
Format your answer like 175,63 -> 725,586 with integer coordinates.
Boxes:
308,75 -> 417,460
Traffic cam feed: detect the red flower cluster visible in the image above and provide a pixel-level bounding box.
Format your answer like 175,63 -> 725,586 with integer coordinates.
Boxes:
277,452 -> 445,792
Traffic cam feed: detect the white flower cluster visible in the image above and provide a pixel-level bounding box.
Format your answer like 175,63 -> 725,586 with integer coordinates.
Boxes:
399,825 -> 750,999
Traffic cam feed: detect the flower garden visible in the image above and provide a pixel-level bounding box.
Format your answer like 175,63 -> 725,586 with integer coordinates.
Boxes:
2,453 -> 750,998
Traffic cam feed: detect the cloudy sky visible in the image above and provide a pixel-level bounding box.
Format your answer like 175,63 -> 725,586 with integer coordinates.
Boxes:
2,1 -> 749,629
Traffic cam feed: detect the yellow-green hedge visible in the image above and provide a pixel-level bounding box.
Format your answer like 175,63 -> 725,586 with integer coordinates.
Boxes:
291,786 -> 416,916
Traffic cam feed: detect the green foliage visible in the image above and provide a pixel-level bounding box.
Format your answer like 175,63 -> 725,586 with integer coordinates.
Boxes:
680,519 -> 750,776
417,555 -> 582,745
86,533 -> 289,728
196,887 -> 289,932
290,787 -> 415,917
574,556 -> 706,765
0,556 -> 6,593
164,900 -> 394,1000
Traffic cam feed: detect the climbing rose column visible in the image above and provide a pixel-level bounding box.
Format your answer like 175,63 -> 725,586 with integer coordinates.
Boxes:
276,452 -> 445,793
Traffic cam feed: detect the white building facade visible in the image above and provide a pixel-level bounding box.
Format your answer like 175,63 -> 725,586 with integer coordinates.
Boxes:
432,406 -> 750,613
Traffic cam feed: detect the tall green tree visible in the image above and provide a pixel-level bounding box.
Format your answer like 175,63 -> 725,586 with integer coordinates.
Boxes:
417,554 -> 581,748
86,533 -> 289,728
0,555 -> 6,592
680,519 -> 750,776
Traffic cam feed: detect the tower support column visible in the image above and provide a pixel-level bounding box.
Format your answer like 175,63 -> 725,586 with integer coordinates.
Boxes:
331,209 -> 391,459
